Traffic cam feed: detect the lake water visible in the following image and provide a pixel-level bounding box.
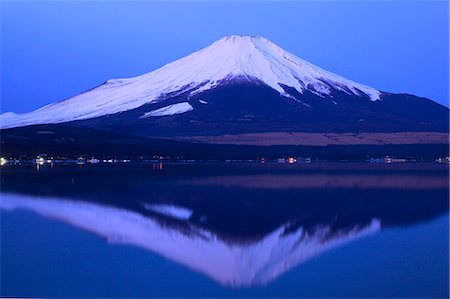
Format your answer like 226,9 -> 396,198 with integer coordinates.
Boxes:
0,163 -> 448,298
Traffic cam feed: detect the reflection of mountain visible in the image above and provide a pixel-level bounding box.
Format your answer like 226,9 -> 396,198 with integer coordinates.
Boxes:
0,164 -> 448,286
1,164 -> 448,239
0,193 -> 380,287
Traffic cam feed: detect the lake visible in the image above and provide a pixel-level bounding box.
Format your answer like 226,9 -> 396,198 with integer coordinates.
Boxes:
0,162 -> 448,298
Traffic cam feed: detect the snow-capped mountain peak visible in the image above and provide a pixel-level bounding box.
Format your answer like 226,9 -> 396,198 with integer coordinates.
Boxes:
142,35 -> 380,100
0,35 -> 380,129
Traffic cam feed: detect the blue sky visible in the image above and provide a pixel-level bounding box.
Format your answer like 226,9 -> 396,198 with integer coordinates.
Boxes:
1,1 -> 448,113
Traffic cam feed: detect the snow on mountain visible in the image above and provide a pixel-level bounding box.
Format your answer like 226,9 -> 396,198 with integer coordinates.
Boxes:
0,193 -> 380,287
140,102 -> 193,118
0,35 -> 380,129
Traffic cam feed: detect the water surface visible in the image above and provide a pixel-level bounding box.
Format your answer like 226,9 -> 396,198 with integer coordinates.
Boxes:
1,163 -> 448,297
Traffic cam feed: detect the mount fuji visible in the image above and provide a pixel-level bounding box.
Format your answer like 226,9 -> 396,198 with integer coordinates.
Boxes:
1,35 -> 448,158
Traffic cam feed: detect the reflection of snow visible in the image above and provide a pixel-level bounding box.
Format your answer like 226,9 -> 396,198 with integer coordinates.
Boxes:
0,193 -> 380,287
143,203 -> 192,220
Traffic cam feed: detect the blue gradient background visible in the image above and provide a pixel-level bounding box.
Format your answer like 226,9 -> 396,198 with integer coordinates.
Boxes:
1,1 -> 449,113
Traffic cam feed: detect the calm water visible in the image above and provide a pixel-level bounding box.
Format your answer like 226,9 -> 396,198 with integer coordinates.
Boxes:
0,163 -> 448,298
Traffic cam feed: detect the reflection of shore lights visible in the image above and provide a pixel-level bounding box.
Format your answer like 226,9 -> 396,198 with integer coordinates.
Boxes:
153,163 -> 163,171
36,157 -> 45,165
0,157 -> 7,166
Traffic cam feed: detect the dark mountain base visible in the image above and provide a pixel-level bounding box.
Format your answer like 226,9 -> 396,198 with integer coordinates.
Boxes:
1,81 -> 448,161
1,124 -> 448,160
71,82 -> 449,137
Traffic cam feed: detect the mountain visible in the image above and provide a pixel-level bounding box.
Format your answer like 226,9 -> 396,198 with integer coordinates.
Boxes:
0,35 -> 448,158
0,35 -> 382,128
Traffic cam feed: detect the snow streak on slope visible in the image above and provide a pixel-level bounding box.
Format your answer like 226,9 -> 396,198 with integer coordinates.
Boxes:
0,193 -> 380,287
0,35 -> 380,129
140,102 -> 193,118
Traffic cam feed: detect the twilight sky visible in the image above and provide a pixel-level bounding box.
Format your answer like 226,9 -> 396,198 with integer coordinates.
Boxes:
1,1 -> 448,113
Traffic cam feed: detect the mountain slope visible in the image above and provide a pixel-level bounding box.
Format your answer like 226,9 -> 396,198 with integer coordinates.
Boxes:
1,35 -> 383,129
0,35 -> 448,153
69,81 -> 447,137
